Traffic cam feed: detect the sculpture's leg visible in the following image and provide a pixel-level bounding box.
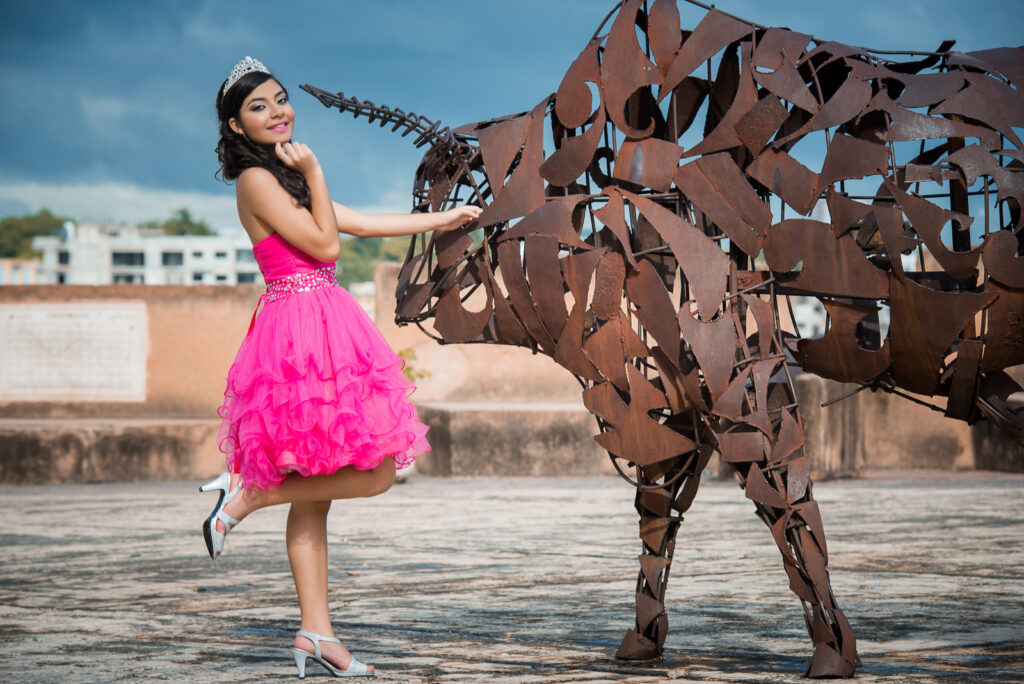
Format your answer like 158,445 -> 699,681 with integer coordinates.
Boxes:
725,418 -> 860,678
615,438 -> 713,661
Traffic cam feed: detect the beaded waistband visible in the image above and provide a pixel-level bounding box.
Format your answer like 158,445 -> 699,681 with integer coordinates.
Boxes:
263,265 -> 337,303
247,265 -> 336,335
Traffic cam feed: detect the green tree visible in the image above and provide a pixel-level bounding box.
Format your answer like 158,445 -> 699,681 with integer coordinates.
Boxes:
337,234 -> 415,287
336,227 -> 484,288
0,209 -> 70,258
158,208 -> 215,236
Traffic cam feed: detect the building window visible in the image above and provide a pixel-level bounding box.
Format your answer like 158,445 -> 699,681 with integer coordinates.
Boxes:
215,274 -> 228,282
58,250 -> 70,265
215,251 -> 228,259
11,266 -> 20,284
236,249 -> 255,263
112,274 -> 137,284
192,251 -> 203,259
112,251 -> 144,266
192,272 -> 205,283
57,273 -> 66,284
237,272 -> 257,283
162,251 -> 184,266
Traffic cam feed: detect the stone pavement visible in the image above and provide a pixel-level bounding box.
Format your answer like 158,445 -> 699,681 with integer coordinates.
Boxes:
1,471 -> 1022,683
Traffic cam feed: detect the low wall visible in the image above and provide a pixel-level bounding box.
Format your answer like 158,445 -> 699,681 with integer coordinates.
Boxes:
0,265 -> 1020,485
414,401 -> 614,477
0,284 -> 259,418
0,418 -> 221,485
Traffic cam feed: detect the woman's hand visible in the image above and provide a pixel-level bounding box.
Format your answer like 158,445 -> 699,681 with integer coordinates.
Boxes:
275,141 -> 322,179
435,205 -> 483,233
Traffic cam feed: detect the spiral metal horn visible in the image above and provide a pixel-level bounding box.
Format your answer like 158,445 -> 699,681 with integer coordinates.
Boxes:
299,84 -> 473,155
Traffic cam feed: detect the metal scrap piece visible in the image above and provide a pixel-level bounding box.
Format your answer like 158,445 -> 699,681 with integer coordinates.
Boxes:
675,153 -> 771,257
887,181 -> 982,282
626,258 -> 683,363
983,231 -> 1024,289
555,38 -> 602,129
815,134 -> 889,197
474,98 -> 549,228
678,308 -> 737,400
502,195 -> 593,249
797,301 -> 892,383
621,189 -> 730,320
752,42 -> 819,113
659,9 -> 751,99
688,43 -> 758,157
612,138 -> 685,192
736,94 -> 789,154
763,219 -> 889,298
888,277 -> 997,394
748,148 -> 819,216
601,0 -> 661,139
982,281 -> 1024,372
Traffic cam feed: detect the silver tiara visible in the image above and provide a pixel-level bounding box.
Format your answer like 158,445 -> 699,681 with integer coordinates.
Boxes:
222,56 -> 270,96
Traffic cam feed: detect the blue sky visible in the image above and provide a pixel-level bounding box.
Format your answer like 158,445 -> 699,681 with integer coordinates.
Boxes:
1,0 -> 1021,230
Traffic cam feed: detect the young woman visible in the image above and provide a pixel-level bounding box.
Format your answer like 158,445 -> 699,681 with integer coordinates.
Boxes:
201,56 -> 481,678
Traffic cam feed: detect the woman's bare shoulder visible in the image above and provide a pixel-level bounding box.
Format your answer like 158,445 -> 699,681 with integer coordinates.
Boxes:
236,168 -> 293,217
236,166 -> 279,191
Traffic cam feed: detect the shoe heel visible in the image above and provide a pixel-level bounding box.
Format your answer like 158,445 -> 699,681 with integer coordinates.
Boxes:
199,471 -> 230,493
292,649 -> 308,678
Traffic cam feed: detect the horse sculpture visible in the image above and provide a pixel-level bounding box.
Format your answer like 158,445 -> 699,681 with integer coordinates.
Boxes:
302,0 -> 1024,677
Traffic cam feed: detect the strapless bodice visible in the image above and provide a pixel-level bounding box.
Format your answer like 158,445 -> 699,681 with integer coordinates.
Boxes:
252,232 -> 334,281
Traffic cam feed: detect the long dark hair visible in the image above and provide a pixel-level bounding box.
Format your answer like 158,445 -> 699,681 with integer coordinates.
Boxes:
215,70 -> 311,210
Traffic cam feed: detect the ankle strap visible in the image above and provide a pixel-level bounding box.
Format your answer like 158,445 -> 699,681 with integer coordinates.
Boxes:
224,479 -> 244,502
296,629 -> 340,659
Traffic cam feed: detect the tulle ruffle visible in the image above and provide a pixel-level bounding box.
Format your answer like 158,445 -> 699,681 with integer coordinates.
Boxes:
216,284 -> 430,491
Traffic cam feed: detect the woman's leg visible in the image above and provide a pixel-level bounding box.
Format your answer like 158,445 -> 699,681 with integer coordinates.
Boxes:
286,500 -> 373,672
217,455 -> 396,534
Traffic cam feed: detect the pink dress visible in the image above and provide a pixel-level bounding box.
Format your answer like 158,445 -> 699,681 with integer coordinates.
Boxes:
216,232 -> 430,490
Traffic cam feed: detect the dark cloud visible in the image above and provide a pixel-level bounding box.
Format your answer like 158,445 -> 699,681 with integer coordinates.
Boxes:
1,0 -> 1021,224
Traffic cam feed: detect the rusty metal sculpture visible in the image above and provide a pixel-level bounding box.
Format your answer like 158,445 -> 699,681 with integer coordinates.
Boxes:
301,0 -> 1024,677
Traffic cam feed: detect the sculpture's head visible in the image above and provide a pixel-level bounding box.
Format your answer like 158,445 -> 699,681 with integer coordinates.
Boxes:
296,85 -> 489,333
298,84 -> 581,353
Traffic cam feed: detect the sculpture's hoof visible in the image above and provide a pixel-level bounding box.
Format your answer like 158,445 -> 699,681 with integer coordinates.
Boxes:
804,643 -> 857,678
615,629 -> 663,661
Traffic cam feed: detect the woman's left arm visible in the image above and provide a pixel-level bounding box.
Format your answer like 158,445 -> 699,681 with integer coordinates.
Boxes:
333,201 -> 481,239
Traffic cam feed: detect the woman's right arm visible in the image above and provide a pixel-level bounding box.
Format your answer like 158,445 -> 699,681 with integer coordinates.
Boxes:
331,201 -> 481,239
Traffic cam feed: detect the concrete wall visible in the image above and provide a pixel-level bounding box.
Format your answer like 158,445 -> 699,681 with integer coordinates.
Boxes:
414,402 -> 614,477
788,371 -> 1024,477
0,284 -> 259,419
373,262 -> 583,403
0,419 -> 220,485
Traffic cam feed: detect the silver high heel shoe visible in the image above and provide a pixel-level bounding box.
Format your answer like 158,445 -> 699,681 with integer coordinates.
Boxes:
199,471 -> 243,559
291,630 -> 375,678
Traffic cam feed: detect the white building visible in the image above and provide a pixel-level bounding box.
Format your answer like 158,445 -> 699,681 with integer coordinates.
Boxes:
32,222 -> 265,286
788,295 -> 890,344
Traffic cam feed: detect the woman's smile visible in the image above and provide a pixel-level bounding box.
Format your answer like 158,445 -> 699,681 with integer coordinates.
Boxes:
268,121 -> 289,132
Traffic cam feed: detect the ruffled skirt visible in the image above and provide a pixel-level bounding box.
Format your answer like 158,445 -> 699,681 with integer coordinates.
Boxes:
217,284 -> 430,490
